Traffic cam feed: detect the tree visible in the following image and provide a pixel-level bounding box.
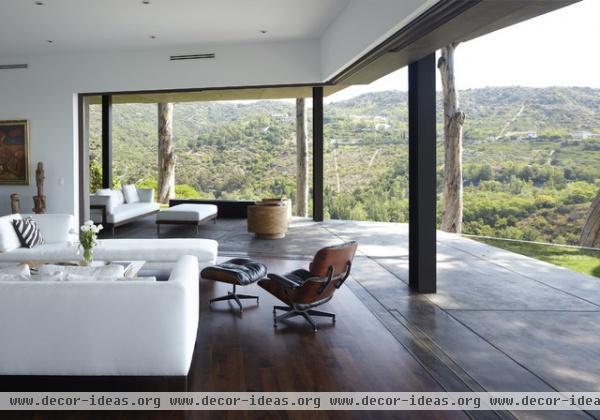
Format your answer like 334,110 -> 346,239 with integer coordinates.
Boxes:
438,42 -> 465,233
580,190 -> 600,247
158,103 -> 175,204
295,98 -> 308,216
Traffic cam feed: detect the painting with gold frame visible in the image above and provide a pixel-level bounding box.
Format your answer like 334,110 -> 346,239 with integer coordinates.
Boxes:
0,120 -> 30,185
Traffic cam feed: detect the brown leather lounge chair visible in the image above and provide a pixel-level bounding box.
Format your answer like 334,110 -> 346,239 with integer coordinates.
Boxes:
258,241 -> 358,332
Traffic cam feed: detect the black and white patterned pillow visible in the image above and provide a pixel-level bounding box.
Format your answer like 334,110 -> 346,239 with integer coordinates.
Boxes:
12,218 -> 44,248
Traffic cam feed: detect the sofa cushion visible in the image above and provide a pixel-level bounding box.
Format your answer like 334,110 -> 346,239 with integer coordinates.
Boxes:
12,218 -> 44,248
108,202 -> 160,223
0,214 -> 23,252
0,242 -> 80,262
94,238 -> 218,265
122,184 -> 140,204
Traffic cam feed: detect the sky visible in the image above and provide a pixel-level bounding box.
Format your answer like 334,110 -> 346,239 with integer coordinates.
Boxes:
326,0 -> 600,103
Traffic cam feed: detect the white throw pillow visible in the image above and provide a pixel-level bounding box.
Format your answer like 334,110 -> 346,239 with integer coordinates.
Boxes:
122,185 -> 140,203
96,189 -> 112,196
116,276 -> 156,282
39,264 -> 125,279
0,214 -> 23,252
0,273 -> 30,281
63,273 -> 118,282
0,263 -> 30,277
35,273 -> 65,282
114,190 -> 125,206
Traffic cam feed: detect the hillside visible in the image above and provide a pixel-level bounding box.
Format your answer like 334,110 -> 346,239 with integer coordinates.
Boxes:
89,86 -> 600,245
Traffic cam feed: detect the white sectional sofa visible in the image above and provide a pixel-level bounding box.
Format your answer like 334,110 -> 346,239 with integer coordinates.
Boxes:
0,213 -> 218,270
0,255 -> 199,376
90,186 -> 160,235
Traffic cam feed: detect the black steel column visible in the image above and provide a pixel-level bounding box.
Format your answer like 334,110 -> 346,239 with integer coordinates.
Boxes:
312,87 -> 324,222
101,95 -> 112,189
408,53 -> 437,293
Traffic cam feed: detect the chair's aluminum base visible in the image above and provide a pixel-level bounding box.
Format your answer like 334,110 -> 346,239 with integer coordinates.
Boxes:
273,305 -> 335,332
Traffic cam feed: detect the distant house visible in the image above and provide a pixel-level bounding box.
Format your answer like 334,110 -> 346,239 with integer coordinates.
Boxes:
511,130 -> 537,140
573,130 -> 592,140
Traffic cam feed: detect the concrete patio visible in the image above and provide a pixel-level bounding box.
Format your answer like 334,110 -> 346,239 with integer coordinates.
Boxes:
107,216 -> 600,419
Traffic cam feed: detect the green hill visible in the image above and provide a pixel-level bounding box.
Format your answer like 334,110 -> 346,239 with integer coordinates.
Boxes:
89,86 -> 600,245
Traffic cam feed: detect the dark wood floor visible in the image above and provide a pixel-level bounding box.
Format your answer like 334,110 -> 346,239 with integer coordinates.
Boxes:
2,257 -> 468,420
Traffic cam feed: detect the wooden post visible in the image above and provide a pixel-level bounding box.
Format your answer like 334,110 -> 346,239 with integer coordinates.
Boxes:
408,53 -> 437,293
158,103 -> 175,204
312,87 -> 324,222
438,43 -> 465,233
295,98 -> 308,217
101,95 -> 112,189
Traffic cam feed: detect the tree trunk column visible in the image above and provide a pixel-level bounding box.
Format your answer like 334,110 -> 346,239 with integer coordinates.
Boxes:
438,43 -> 465,233
295,98 -> 308,217
581,191 -> 600,247
158,103 -> 175,204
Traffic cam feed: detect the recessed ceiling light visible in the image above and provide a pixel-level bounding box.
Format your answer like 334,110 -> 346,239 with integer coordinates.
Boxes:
149,35 -> 157,40
142,0 -> 150,4
46,40 -> 53,44
259,30 -> 268,35
34,1 -> 44,5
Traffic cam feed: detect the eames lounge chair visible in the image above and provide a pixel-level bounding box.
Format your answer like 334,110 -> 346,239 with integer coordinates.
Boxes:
258,241 -> 358,332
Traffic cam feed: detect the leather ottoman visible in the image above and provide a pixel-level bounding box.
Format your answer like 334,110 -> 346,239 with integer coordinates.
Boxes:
201,258 -> 267,312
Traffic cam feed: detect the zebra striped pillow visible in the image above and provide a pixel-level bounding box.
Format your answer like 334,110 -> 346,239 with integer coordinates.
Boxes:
12,218 -> 44,248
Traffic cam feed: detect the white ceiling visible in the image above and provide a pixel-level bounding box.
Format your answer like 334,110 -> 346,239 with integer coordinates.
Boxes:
0,0 -> 350,57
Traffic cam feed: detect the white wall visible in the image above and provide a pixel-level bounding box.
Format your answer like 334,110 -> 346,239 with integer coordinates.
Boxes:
0,40 -> 320,217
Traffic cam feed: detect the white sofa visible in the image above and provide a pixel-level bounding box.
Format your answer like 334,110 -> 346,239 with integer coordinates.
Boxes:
0,255 -> 199,376
90,186 -> 160,235
0,213 -> 218,270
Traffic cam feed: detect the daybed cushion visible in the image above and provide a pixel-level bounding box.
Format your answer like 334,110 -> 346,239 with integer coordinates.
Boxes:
108,202 -> 160,223
157,204 -> 218,222
0,214 -> 23,252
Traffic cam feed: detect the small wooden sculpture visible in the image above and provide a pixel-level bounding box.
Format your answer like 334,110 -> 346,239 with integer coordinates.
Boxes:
10,193 -> 20,214
32,162 -> 46,214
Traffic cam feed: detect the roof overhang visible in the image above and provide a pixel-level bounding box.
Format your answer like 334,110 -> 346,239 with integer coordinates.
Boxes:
330,0 -> 580,86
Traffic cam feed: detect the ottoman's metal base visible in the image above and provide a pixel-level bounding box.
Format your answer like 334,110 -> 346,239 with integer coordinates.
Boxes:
209,284 -> 259,312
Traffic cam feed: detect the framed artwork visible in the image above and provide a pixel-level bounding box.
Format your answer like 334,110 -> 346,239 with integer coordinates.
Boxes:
0,120 -> 30,185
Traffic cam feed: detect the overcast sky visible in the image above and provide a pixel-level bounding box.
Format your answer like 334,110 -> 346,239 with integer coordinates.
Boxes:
327,0 -> 599,103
